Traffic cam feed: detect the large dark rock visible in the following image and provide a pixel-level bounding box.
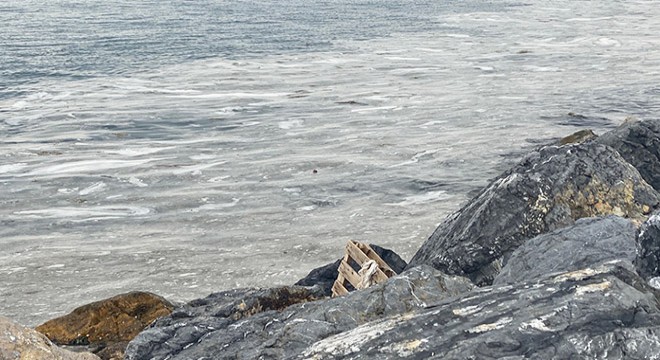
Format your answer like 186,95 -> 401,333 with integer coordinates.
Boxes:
407,142 -> 659,285
125,266 -> 474,360
597,119 -> 660,191
301,264 -> 660,359
635,210 -> 660,281
494,216 -> 638,285
294,244 -> 408,296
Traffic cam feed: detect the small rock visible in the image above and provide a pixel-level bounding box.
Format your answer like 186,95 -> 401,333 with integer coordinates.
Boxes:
0,316 -> 99,360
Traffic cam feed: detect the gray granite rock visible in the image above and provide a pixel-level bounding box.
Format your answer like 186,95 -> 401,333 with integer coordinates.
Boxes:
301,264 -> 660,360
597,119 -> 660,191
635,210 -> 660,280
294,244 -> 408,296
494,216 -> 638,285
125,266 -> 474,360
407,142 -> 659,285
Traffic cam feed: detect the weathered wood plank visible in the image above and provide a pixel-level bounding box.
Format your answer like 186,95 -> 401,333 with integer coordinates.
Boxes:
332,280 -> 348,297
339,260 -> 361,288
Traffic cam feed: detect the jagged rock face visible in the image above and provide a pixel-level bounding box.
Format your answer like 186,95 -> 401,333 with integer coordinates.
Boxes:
294,244 -> 408,296
494,216 -> 638,285
407,142 -> 659,285
124,285 -> 327,360
597,119 -> 660,191
125,266 -> 474,360
301,264 -> 660,360
0,316 -> 99,360
35,291 -> 174,360
636,211 -> 660,280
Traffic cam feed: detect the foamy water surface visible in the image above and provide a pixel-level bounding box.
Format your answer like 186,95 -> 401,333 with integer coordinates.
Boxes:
2,0 -> 660,325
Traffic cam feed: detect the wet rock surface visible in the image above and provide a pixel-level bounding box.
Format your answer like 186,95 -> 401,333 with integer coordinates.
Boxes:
0,316 -> 100,360
494,216 -> 638,285
125,266 -> 474,360
407,141 -> 659,285
597,119 -> 660,191
294,244 -> 408,296
635,210 -> 660,281
35,291 -> 174,360
301,264 -> 660,360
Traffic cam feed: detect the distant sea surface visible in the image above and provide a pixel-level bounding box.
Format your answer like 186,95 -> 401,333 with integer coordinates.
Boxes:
2,0 -> 660,326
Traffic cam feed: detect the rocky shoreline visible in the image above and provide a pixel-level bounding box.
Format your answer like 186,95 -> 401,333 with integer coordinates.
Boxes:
2,119 -> 660,359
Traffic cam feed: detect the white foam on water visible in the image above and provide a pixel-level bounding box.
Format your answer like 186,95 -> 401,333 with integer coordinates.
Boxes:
386,191 -> 453,207
278,119 -> 305,129
104,147 -> 175,157
25,159 -> 162,177
0,163 -> 28,174
79,182 -> 107,195
188,199 -> 241,212
566,17 -> 613,22
172,161 -> 227,175
127,177 -> 148,187
14,205 -> 152,220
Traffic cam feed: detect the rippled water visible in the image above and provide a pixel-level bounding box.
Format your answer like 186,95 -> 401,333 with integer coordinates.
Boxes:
2,0 -> 660,326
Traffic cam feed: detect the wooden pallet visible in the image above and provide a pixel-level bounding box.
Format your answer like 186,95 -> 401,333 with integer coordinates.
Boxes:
331,240 -> 397,297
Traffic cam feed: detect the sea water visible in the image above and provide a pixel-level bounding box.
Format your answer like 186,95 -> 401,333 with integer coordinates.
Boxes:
2,0 -> 660,326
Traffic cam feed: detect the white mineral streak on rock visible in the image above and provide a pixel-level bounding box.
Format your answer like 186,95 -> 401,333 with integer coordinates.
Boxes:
467,317 -> 512,334
497,173 -> 519,189
649,277 -> 660,290
381,338 -> 429,357
303,313 -> 420,357
574,281 -> 611,296
452,305 -> 482,317
521,318 -> 553,332
520,306 -> 568,332
640,214 -> 660,238
552,267 -> 606,283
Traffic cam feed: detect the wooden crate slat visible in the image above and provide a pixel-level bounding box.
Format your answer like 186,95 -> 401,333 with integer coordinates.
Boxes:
362,247 -> 396,274
339,260 -> 361,288
332,240 -> 398,297
332,280 -> 349,297
345,241 -> 371,265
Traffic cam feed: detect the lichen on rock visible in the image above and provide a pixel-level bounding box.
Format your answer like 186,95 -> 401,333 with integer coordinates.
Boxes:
35,291 -> 174,360
407,142 -> 659,285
